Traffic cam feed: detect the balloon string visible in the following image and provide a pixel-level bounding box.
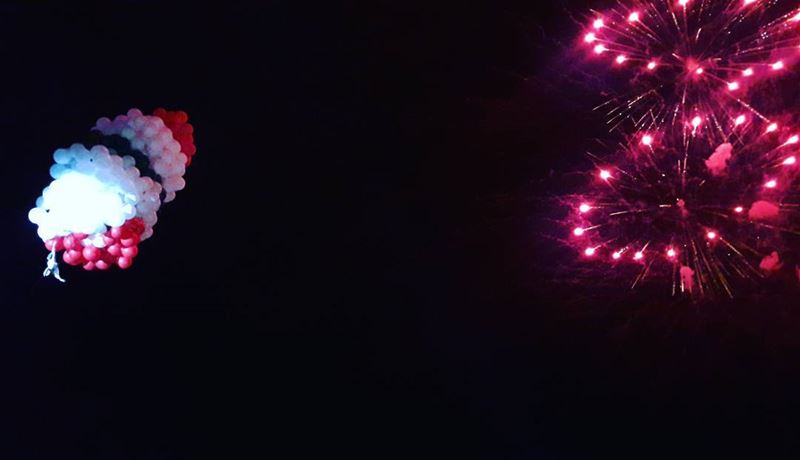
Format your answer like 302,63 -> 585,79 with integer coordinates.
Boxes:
43,245 -> 66,283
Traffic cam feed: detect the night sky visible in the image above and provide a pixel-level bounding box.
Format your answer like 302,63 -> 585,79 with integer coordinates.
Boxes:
4,0 -> 800,458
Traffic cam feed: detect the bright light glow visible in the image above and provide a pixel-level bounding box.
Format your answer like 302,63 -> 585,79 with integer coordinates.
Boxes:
691,116 -> 703,128
579,203 -> 592,213
727,81 -> 740,91
647,61 -> 657,70
735,115 -> 746,126
667,248 -> 677,258
734,206 -> 744,213
707,231 -> 717,240
766,179 -> 778,188
593,19 -> 605,29
772,60 -> 785,70
743,0 -> 757,5
599,169 -> 612,180
585,247 -> 597,256
628,12 -> 640,22
743,68 -> 754,77
634,251 -> 644,260
767,123 -> 779,133
584,33 -> 597,43
28,171 -> 127,240
616,55 -> 628,64
792,12 -> 800,22
785,135 -> 799,145
783,156 -> 797,165
594,44 -> 607,54
612,251 -> 622,260
695,67 -> 704,75
642,134 -> 653,146
679,0 -> 690,6
573,227 -> 585,236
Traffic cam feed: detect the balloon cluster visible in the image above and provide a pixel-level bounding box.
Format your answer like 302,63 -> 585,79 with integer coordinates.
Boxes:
43,218 -> 144,271
29,108 -> 196,273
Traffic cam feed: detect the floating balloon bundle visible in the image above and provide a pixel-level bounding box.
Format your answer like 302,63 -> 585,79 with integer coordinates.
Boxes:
562,0 -> 800,297
29,108 -> 196,278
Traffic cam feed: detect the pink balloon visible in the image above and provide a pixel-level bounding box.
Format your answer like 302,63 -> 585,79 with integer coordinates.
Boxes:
117,257 -> 133,269
62,235 -> 76,250
82,246 -> 100,262
107,244 -> 122,257
121,246 -> 138,258
120,235 -> 140,248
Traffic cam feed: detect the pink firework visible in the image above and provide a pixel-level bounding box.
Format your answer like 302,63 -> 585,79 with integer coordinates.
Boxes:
562,0 -> 800,297
580,0 -> 800,145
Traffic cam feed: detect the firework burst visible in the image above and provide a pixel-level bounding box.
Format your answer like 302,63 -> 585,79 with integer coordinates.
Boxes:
581,0 -> 800,141
564,0 -> 800,297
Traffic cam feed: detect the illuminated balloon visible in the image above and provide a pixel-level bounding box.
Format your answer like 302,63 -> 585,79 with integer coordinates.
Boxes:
30,108 -> 197,280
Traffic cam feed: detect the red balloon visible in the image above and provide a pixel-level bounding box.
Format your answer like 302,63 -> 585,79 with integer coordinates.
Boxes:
117,257 -> 133,269
121,246 -> 139,258
95,260 -> 111,270
120,235 -> 140,248
83,262 -> 96,271
45,238 -> 63,252
103,235 -> 116,246
111,227 -> 123,239
62,235 -> 76,250
107,244 -> 122,257
64,250 -> 82,266
82,246 -> 100,262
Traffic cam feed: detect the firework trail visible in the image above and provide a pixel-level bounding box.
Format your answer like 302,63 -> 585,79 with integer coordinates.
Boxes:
565,0 -> 800,297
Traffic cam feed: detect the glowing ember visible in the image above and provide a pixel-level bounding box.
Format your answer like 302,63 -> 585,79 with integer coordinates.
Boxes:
593,18 -> 604,29
785,135 -> 799,145
667,248 -> 677,258
706,231 -> 717,240
766,179 -> 778,188
727,81 -> 740,91
628,12 -> 640,22
612,251 -> 622,260
615,55 -> 627,64
647,61 -> 657,70
599,169 -> 612,180
772,61 -> 785,70
584,33 -> 597,43
691,116 -> 703,128
642,134 -> 653,146
634,251 -> 644,260
579,203 -> 592,213
767,123 -> 779,133
783,156 -> 797,165
593,44 -> 607,54
742,68 -> 754,77
734,115 -> 746,126
734,206 -> 744,213
584,247 -> 597,256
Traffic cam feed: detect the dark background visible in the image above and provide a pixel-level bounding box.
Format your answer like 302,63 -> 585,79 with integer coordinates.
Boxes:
3,0 -> 800,458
